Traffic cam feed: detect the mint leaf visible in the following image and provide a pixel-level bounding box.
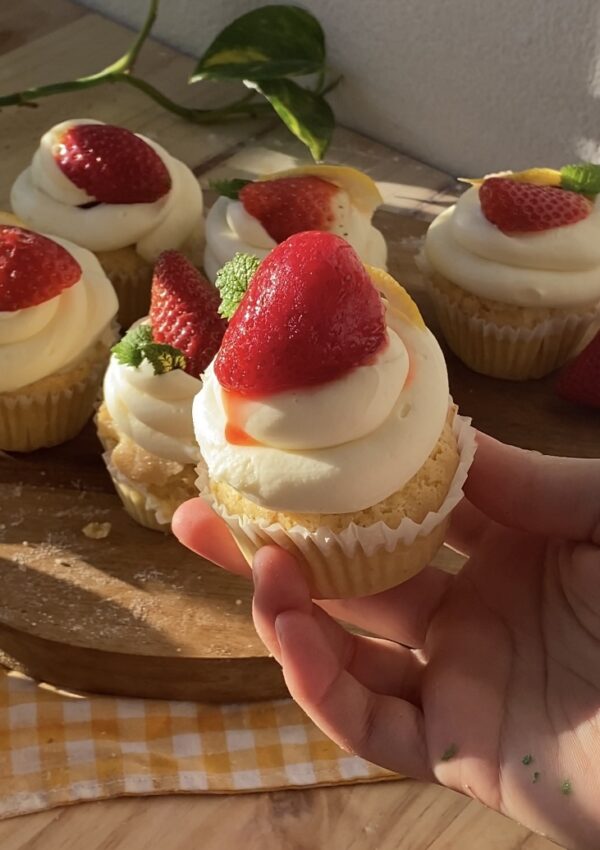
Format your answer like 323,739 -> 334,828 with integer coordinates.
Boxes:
191,6 -> 325,82
210,178 -> 252,200
216,253 -> 261,319
112,325 -> 186,375
560,163 -> 600,195
112,324 -> 153,368
142,343 -> 186,375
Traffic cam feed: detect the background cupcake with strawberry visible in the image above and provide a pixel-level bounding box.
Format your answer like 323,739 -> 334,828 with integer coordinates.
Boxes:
97,251 -> 225,531
0,217 -> 118,452
421,165 -> 600,380
204,165 -> 387,282
11,119 -> 204,328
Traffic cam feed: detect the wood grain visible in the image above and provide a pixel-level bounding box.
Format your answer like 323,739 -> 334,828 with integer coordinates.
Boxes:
0,784 -> 561,850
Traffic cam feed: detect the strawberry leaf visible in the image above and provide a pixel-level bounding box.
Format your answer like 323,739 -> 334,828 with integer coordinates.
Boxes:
191,6 -> 325,81
252,79 -> 333,161
560,163 -> 600,196
112,324 -> 186,375
210,178 -> 252,200
216,253 -> 261,319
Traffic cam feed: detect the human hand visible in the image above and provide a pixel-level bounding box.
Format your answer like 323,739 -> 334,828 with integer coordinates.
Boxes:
173,433 -> 600,850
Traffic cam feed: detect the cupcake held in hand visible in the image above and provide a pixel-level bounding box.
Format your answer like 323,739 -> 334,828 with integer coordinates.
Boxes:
194,232 -> 475,598
97,252 -> 226,532
0,221 -> 118,451
11,119 -> 204,327
204,165 -> 387,281
421,166 -> 600,380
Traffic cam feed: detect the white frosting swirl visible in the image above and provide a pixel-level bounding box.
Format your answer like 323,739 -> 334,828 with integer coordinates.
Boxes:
204,191 -> 387,281
0,236 -> 118,393
11,119 -> 204,262
103,339 -> 201,465
194,305 -> 448,514
425,186 -> 600,307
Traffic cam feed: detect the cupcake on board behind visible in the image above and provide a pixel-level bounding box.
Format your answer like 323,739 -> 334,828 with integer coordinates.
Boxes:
204,165 -> 387,282
11,119 -> 204,327
96,251 -> 226,532
194,231 -> 476,599
420,167 -> 600,380
0,214 -> 118,452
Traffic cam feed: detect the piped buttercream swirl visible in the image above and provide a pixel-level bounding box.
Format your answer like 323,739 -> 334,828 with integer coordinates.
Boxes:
424,185 -> 600,308
193,301 -> 448,514
0,236 -> 118,393
11,119 -> 204,262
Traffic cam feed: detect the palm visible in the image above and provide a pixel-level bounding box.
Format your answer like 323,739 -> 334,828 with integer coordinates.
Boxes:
173,433 -> 600,850
421,527 -> 600,844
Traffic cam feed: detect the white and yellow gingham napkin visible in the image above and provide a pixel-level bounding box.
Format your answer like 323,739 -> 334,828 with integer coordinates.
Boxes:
0,666 -> 395,818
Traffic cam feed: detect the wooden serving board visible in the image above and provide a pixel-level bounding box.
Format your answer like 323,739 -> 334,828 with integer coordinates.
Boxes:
0,8 -> 598,703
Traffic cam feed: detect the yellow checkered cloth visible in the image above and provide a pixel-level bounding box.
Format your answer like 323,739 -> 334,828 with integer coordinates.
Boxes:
0,666 -> 394,818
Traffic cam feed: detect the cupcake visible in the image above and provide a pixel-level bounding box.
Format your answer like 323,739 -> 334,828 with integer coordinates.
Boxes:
97,251 -> 226,531
11,119 -> 204,327
421,169 -> 600,380
194,232 -> 475,598
204,165 -> 387,281
0,220 -> 118,452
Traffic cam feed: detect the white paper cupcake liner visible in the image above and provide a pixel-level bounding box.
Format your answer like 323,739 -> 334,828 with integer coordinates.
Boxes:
200,408 -> 477,598
429,282 -> 599,380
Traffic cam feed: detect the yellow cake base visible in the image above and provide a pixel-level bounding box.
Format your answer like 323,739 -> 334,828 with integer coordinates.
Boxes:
96,403 -> 198,532
208,418 -> 461,599
429,272 -> 599,380
0,340 -> 112,452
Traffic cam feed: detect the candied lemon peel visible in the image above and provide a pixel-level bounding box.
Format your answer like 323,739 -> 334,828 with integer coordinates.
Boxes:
366,265 -> 425,330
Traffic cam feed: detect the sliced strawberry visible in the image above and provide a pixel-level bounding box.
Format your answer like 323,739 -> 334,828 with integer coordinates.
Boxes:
214,231 -> 386,396
149,251 -> 226,378
56,123 -> 171,204
555,331 -> 600,409
0,226 -> 80,311
479,177 -> 592,233
239,176 -> 339,243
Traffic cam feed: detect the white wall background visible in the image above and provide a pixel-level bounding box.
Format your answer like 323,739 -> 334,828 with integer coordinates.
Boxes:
77,0 -> 600,176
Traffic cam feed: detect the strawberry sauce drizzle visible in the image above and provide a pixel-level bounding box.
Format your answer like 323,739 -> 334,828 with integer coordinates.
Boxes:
222,389 -> 261,446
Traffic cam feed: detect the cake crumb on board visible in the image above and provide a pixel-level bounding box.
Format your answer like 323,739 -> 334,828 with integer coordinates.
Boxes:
81,522 -> 112,540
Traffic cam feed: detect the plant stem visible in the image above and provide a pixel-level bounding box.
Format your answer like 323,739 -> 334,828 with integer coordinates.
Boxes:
107,0 -> 159,74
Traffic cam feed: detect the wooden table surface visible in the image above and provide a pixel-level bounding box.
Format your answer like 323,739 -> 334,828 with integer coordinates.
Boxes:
0,2 -> 565,847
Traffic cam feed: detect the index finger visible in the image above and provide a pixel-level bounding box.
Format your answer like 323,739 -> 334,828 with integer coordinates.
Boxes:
172,497 -> 251,577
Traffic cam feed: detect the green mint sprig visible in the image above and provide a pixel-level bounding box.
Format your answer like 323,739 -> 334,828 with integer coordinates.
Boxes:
215,253 -> 261,319
0,2 -> 338,161
210,178 -> 252,200
112,324 -> 186,375
560,164 -> 600,196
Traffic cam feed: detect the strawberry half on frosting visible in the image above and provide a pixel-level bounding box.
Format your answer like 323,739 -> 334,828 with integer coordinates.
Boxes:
102,251 -> 226,469
10,119 -> 204,262
194,231 -> 449,515
0,224 -> 118,395
203,164 -> 387,282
